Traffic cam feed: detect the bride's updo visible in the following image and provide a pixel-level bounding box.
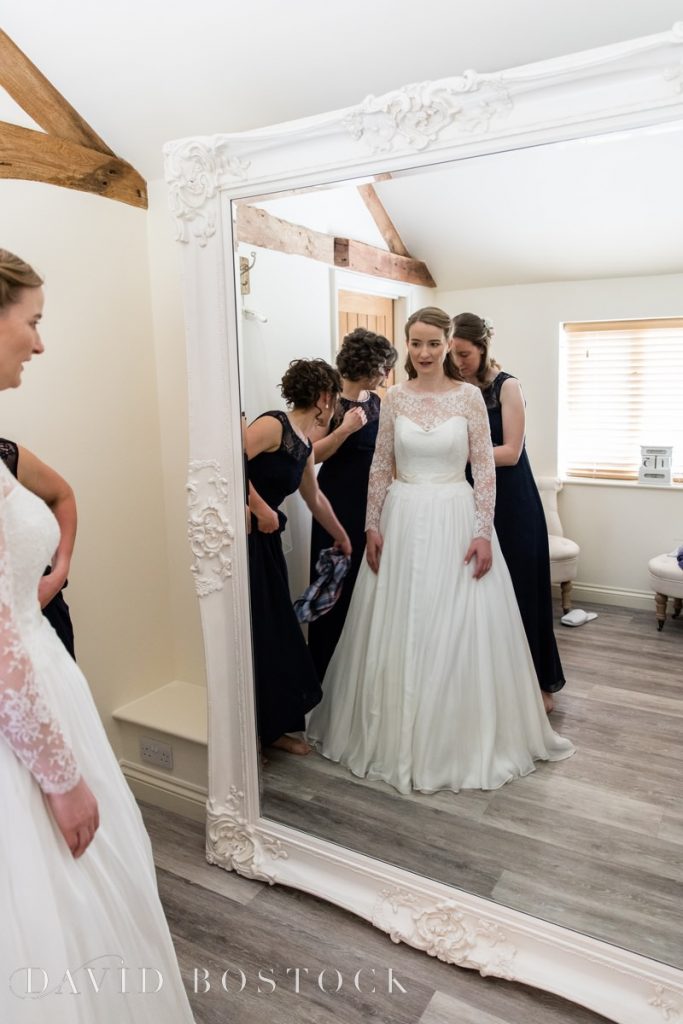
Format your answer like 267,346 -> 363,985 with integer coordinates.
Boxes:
0,250 -> 43,312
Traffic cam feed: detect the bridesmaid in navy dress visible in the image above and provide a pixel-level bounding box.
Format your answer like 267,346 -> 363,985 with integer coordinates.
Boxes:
452,313 -> 565,712
308,328 -> 397,677
0,438 -> 76,657
246,358 -> 351,754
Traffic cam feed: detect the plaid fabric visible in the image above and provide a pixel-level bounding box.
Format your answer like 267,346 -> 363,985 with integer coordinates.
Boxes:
293,547 -> 351,624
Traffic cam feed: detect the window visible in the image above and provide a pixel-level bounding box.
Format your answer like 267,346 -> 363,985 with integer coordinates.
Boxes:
560,317 -> 683,483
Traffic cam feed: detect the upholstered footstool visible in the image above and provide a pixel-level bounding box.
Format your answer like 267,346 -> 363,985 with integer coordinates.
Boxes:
647,553 -> 683,631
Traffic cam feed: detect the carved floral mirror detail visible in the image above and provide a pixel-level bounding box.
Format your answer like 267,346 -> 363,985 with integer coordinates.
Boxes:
165,24 -> 683,1024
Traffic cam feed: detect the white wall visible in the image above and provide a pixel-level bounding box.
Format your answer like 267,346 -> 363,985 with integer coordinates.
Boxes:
238,243 -> 335,419
1,179 -> 175,740
238,243 -> 335,598
438,273 -> 683,602
146,180 -> 205,689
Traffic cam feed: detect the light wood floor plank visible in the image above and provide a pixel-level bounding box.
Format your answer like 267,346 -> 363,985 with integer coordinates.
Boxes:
261,602 -> 683,969
140,803 -> 612,1023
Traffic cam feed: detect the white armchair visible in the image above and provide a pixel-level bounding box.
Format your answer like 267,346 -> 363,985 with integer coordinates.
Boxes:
647,553 -> 683,631
536,477 -> 580,615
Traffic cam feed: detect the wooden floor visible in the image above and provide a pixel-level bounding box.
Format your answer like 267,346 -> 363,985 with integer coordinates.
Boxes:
261,602 -> 683,970
140,801 -> 613,1024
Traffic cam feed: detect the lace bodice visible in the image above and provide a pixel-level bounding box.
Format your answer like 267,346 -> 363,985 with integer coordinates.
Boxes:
0,462 -> 80,793
365,382 -> 496,538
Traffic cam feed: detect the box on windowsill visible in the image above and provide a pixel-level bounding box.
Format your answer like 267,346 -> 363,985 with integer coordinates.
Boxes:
639,445 -> 673,486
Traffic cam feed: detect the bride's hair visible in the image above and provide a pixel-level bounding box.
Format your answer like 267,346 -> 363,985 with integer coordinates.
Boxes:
403,306 -> 462,381
451,312 -> 501,386
0,250 -> 43,312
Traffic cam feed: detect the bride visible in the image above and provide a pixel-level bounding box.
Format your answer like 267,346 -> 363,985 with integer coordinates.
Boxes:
0,250 -> 194,1022
307,306 -> 573,794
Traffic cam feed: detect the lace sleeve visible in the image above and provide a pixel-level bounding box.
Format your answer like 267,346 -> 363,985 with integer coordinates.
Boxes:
0,475 -> 80,793
364,388 -> 396,532
466,386 -> 496,540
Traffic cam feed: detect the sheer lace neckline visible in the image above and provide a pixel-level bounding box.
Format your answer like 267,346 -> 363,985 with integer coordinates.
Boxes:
400,382 -> 464,397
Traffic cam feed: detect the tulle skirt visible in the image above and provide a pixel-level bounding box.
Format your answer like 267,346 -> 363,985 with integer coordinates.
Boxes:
0,620 -> 194,1023
307,479 -> 574,794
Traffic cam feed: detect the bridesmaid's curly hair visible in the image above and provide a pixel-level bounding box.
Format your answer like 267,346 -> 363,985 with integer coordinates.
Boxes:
0,250 -> 43,311
279,358 -> 341,410
336,327 -> 397,381
451,312 -> 501,386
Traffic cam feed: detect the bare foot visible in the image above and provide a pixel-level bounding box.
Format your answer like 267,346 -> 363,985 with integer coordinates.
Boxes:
542,692 -> 555,714
271,735 -> 312,756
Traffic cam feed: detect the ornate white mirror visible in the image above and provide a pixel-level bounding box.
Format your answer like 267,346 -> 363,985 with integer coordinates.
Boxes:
165,24 -> 683,1024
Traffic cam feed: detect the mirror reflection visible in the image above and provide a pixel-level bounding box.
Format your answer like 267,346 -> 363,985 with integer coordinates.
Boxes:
237,122 -> 683,971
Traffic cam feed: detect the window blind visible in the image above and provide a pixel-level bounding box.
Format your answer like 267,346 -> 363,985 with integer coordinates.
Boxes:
561,317 -> 683,482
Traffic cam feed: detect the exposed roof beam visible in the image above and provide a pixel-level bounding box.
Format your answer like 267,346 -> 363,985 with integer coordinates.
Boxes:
0,30 -> 113,153
0,121 -> 147,208
0,29 -> 147,208
333,238 -> 436,287
236,204 -> 436,288
357,183 -> 410,257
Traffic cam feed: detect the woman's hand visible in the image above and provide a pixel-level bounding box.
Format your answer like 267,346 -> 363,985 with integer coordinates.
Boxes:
333,532 -> 352,558
340,407 -> 367,436
255,507 -> 279,533
464,538 -> 492,579
38,566 -> 67,608
46,777 -> 99,859
366,529 -> 384,573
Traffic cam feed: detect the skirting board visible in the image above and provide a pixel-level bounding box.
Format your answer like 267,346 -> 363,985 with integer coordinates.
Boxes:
553,583 -> 655,613
120,758 -> 207,822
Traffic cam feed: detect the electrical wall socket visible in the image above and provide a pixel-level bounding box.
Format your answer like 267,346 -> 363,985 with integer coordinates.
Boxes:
140,737 -> 173,771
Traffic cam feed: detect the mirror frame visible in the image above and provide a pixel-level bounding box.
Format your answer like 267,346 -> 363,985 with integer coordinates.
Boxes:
164,24 -> 683,1023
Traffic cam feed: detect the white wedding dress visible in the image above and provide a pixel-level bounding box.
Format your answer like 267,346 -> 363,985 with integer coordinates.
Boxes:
0,462 -> 194,1022
307,382 -> 574,794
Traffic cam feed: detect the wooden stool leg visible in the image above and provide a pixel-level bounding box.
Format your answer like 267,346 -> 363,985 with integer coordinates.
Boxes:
673,597 -> 682,619
560,580 -> 572,615
655,592 -> 668,631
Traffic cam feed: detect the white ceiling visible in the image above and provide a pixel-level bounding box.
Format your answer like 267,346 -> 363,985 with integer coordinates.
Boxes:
257,122 -> 683,289
375,124 -> 683,288
1,1 -> 683,181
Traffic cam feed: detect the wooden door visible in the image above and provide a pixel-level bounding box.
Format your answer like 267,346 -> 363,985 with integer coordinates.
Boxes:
337,290 -> 395,393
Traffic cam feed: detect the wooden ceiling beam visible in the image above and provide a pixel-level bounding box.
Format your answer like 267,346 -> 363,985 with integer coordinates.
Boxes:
357,183 -> 410,257
236,204 -> 436,288
236,204 -> 334,262
334,238 -> 436,288
0,30 -> 114,154
0,29 -> 146,207
0,121 -> 147,208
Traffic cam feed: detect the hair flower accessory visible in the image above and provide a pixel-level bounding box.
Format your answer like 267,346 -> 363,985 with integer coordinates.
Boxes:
482,317 -> 495,336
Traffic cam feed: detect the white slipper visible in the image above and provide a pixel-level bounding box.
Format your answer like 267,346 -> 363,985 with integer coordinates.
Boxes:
561,609 -> 598,627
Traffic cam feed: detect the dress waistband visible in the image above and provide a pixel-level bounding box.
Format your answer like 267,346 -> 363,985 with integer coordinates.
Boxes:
393,476 -> 470,489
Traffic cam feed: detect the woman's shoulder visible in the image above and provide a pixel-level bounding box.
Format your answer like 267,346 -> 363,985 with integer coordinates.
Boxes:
496,370 -> 517,385
255,409 -> 287,423
250,411 -> 287,443
384,383 -> 403,403
455,380 -> 485,405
